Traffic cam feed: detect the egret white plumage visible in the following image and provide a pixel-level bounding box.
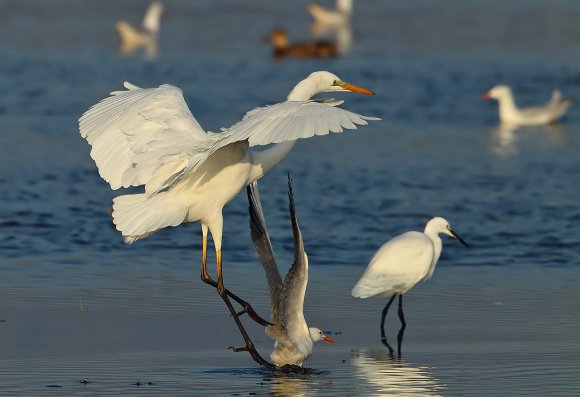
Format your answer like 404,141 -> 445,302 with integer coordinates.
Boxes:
247,179 -> 334,369
482,85 -> 572,126
351,217 -> 468,345
78,71 -> 377,363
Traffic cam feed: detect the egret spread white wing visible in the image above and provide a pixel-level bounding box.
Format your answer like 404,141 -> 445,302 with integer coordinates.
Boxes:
79,83 -> 210,194
80,81 -> 378,197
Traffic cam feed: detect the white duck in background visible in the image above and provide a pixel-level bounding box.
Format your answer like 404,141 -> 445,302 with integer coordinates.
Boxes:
308,0 -> 352,26
352,217 -> 468,343
482,85 -> 572,126
116,2 -> 164,57
247,179 -> 334,368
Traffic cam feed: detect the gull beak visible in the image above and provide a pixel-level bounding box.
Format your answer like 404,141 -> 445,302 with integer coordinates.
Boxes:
481,92 -> 492,100
337,81 -> 375,95
321,335 -> 335,343
449,228 -> 469,248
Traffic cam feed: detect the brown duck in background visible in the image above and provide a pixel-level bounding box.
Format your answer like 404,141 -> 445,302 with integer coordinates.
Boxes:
267,28 -> 339,60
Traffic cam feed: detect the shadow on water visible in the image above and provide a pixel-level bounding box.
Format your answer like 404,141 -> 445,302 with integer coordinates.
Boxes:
351,349 -> 444,397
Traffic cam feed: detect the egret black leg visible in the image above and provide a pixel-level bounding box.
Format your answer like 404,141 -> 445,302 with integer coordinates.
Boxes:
214,250 -> 276,370
199,232 -> 271,327
395,295 -> 406,358
397,294 -> 406,328
380,295 -> 397,341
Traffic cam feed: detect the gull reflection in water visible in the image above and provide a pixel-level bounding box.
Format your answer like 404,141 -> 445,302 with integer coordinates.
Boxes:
490,122 -> 567,157
351,349 -> 444,396
268,373 -> 317,397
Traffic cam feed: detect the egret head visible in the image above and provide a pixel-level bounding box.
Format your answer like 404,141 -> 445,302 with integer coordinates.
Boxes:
482,85 -> 511,101
308,327 -> 335,343
427,217 -> 469,248
311,71 -> 375,95
288,71 -> 374,100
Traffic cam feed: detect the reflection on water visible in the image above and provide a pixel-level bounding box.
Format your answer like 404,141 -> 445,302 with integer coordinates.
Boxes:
489,123 -> 568,157
268,373 -> 317,397
351,349 -> 444,397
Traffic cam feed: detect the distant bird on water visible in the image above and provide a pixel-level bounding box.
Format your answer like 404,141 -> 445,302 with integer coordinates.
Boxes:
267,28 -> 339,60
247,179 -> 334,368
116,2 -> 164,57
351,217 -> 468,345
482,85 -> 572,126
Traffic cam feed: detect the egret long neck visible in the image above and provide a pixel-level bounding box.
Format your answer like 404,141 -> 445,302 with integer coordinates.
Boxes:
424,227 -> 443,279
248,141 -> 296,183
287,78 -> 320,101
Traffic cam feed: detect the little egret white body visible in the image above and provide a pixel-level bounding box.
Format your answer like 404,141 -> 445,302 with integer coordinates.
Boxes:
247,179 -> 334,368
482,85 -> 572,126
79,71 -> 377,365
351,217 -> 468,346
116,2 -> 164,57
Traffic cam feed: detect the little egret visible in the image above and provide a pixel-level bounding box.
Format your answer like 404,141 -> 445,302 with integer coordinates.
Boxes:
246,178 -> 334,369
482,85 -> 572,126
351,217 -> 468,351
116,2 -> 164,57
79,71 -> 377,360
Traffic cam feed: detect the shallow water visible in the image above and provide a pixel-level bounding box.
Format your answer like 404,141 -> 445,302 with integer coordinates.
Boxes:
1,0 -> 580,396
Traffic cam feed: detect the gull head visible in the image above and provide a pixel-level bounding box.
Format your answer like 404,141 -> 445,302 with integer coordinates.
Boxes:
482,85 -> 511,101
308,327 -> 335,343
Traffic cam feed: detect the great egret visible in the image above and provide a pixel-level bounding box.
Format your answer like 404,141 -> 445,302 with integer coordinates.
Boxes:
246,179 -> 334,369
79,71 -> 377,359
482,85 -> 572,125
116,2 -> 164,57
267,28 -> 338,60
351,217 -> 468,351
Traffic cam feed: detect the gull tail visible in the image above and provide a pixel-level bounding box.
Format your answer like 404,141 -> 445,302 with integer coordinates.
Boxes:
112,192 -> 188,244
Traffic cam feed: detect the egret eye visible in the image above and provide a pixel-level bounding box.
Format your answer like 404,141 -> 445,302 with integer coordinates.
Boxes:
332,80 -> 339,86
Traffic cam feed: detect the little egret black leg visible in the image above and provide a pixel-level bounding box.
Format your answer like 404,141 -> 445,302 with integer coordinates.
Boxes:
397,294 -> 406,328
380,295 -> 397,343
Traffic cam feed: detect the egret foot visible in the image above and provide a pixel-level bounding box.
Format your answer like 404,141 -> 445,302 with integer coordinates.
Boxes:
201,275 -> 272,326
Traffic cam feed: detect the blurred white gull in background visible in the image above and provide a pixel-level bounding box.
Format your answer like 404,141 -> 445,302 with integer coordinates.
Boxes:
116,2 -> 164,58
482,85 -> 572,126
308,0 -> 352,26
308,0 -> 353,54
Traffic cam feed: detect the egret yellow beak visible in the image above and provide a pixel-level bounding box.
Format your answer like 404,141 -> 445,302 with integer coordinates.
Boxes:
337,81 -> 375,95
